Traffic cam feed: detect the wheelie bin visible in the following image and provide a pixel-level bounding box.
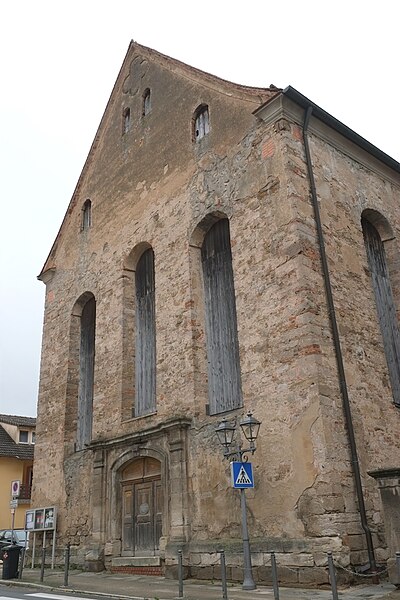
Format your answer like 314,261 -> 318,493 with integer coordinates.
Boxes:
1,544 -> 21,579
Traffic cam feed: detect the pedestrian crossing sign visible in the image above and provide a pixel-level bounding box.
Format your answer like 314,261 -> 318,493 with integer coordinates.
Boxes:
231,461 -> 254,488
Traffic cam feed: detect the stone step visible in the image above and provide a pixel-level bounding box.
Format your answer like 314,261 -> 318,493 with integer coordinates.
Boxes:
111,556 -> 161,567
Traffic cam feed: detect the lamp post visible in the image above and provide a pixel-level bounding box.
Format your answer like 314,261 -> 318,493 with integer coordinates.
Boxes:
215,412 -> 261,591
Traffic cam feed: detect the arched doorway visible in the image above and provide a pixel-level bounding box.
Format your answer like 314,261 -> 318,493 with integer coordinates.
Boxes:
121,457 -> 162,556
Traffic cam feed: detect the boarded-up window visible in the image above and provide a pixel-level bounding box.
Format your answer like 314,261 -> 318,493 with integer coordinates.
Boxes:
77,296 -> 96,448
201,219 -> 242,414
135,248 -> 156,416
362,217 -> 400,407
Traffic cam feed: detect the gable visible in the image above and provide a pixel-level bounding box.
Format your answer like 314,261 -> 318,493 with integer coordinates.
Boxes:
38,42 -> 279,280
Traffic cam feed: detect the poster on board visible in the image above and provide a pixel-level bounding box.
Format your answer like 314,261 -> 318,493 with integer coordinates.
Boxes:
25,510 -> 34,530
34,509 -> 44,530
44,508 -> 54,529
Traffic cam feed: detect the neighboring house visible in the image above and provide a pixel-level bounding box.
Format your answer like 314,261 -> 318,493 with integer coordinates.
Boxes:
33,41 -> 400,584
0,414 -> 35,529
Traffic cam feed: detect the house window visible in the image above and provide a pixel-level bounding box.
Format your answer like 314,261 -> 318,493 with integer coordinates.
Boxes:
82,200 -> 92,230
19,430 -> 29,443
362,215 -> 400,407
142,88 -> 151,116
135,248 -> 156,416
123,107 -> 131,134
31,431 -> 36,444
193,105 -> 210,142
77,295 -> 96,448
201,218 -> 242,414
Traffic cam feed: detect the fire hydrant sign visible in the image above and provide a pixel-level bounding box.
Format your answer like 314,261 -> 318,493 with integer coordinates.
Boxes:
231,462 -> 254,488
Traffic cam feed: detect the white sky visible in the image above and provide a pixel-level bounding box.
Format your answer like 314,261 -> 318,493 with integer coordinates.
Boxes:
0,0 -> 399,417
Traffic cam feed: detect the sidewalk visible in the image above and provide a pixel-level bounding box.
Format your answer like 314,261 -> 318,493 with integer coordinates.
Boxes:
1,568 -> 399,600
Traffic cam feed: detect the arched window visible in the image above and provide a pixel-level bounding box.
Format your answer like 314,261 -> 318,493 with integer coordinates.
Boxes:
123,107 -> 131,134
82,200 -> 92,230
135,248 -> 156,416
362,214 -> 400,407
77,295 -> 96,448
193,104 -> 210,142
142,88 -> 151,116
201,219 -> 242,413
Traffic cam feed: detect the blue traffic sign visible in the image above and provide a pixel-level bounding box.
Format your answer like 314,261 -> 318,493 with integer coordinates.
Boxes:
231,462 -> 254,488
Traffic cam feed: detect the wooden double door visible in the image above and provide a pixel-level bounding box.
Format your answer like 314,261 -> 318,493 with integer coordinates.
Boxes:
121,458 -> 162,556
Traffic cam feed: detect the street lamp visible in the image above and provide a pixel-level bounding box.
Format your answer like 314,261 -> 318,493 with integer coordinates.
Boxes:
215,412 -> 261,591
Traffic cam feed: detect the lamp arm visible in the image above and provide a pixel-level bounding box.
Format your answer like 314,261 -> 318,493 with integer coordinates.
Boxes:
222,445 -> 255,461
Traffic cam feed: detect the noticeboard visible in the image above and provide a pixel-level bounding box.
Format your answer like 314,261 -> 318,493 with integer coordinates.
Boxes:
25,506 -> 56,531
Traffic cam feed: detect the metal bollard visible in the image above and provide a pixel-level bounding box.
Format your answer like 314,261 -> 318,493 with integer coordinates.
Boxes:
271,552 -> 279,600
178,549 -> 183,598
40,546 -> 46,582
327,552 -> 339,600
18,548 -> 25,580
64,543 -> 71,587
396,552 -> 400,582
219,550 -> 228,600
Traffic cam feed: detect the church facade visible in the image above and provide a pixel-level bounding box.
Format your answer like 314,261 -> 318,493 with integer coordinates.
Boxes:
33,42 -> 400,584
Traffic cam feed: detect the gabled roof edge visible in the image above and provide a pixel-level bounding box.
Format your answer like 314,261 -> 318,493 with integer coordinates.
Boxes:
38,40 -> 136,280
269,86 -> 400,174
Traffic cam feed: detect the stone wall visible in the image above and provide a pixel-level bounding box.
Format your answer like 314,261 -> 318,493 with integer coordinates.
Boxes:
33,43 -> 400,582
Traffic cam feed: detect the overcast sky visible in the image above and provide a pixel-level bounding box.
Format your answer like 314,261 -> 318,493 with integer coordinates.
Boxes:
0,1 -> 399,417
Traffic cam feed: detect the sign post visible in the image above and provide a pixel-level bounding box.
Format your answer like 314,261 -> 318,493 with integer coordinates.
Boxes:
10,480 -> 20,541
230,463 -> 255,589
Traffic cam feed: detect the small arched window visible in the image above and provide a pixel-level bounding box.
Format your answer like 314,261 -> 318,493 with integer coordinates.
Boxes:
142,88 -> 151,116
123,107 -> 131,134
193,104 -> 210,142
82,200 -> 92,230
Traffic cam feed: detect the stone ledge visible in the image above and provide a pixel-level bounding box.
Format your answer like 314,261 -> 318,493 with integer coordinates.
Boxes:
112,556 -> 161,567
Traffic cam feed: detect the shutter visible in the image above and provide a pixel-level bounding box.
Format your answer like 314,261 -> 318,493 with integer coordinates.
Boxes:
135,249 -> 156,415
202,219 -> 242,414
77,296 -> 96,447
363,218 -> 400,406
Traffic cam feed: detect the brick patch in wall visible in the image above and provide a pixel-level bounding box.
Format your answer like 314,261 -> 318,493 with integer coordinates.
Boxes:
262,138 -> 275,158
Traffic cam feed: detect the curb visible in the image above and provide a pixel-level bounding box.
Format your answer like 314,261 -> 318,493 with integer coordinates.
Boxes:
1,579 -> 184,600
